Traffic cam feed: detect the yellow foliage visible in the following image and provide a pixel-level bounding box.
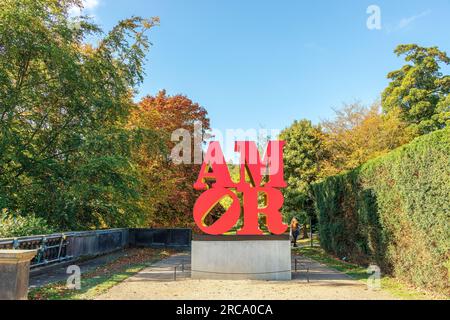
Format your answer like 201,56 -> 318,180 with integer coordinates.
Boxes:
320,102 -> 416,177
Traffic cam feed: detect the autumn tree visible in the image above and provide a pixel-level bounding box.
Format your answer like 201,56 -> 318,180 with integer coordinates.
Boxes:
382,44 -> 450,134
320,102 -> 414,175
0,0 -> 160,230
131,91 -> 210,227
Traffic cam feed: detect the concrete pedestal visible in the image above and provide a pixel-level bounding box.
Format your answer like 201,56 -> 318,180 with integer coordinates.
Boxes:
0,250 -> 37,300
191,235 -> 291,281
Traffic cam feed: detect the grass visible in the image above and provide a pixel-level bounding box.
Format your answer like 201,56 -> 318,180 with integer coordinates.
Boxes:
295,237 -> 319,247
29,248 -> 173,300
293,245 -> 447,300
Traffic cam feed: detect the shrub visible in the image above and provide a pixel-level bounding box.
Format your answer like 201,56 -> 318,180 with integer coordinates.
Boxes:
0,209 -> 55,238
313,128 -> 450,294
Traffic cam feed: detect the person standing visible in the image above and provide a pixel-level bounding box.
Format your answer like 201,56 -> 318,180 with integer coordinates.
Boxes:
290,218 -> 300,247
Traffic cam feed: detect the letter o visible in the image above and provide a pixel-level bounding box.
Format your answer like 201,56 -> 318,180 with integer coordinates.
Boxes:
193,188 -> 240,235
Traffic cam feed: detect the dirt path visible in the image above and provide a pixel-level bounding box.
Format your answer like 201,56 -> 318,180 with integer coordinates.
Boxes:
97,252 -> 397,300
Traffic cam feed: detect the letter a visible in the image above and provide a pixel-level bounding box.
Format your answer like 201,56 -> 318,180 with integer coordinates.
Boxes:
194,141 -> 234,190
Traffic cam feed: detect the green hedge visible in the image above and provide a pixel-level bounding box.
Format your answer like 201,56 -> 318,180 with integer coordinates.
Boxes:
313,128 -> 450,294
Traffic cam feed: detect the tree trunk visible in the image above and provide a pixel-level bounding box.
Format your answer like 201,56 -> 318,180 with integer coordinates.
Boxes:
302,224 -> 309,239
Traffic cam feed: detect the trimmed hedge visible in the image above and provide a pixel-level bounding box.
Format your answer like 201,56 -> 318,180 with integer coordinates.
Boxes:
313,128 -> 450,294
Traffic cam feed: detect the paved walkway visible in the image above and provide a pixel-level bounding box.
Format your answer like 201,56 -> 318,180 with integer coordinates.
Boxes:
96,252 -> 397,300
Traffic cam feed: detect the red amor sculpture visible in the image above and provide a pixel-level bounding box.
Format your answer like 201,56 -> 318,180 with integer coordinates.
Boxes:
193,141 -> 288,235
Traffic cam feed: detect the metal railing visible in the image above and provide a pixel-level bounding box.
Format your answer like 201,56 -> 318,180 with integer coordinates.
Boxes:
0,234 -> 72,268
132,259 -> 310,282
294,257 -> 310,282
0,228 -> 189,269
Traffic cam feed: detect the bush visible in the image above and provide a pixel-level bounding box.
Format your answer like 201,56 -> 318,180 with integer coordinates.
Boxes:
313,128 -> 450,294
0,209 -> 55,238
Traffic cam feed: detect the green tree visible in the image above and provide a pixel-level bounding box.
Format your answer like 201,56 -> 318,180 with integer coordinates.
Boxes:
0,209 -> 54,238
382,44 -> 450,134
0,0 -> 160,230
279,120 -> 325,236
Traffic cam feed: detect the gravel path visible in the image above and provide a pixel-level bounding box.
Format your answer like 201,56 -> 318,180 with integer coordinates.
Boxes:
97,253 -> 397,300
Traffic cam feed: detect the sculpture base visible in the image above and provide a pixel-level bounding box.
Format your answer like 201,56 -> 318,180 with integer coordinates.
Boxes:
191,235 -> 291,281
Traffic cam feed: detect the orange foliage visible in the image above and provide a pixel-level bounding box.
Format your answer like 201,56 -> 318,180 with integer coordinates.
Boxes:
128,90 -> 210,227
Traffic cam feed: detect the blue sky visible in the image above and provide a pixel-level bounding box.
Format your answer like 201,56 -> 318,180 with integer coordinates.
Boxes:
80,0 -> 450,134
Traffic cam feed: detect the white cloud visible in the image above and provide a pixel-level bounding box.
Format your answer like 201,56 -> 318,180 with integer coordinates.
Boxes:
69,0 -> 101,17
83,0 -> 100,10
397,10 -> 431,30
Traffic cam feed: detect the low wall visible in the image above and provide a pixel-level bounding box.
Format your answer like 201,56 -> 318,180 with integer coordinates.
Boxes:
0,228 -> 191,269
67,229 -> 129,259
129,228 -> 192,248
